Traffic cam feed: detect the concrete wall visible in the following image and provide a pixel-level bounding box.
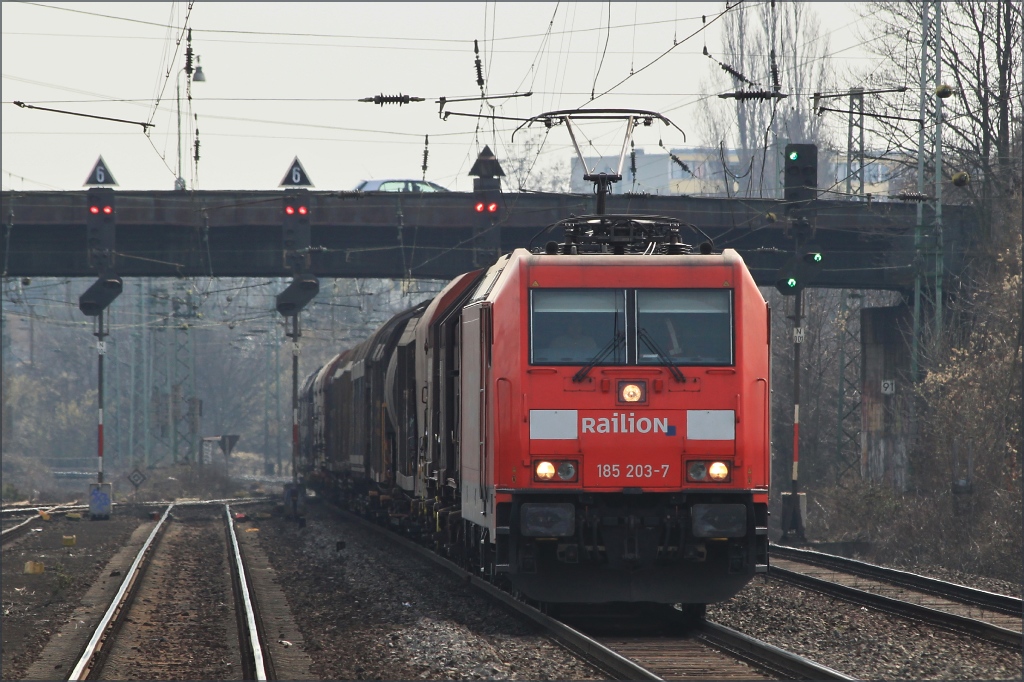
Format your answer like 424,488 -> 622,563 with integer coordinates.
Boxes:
860,305 -> 913,489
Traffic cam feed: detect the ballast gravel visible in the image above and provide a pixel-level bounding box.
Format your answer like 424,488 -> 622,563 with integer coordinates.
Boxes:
708,575 -> 1022,680
253,503 -> 606,680
256,502 -> 1022,681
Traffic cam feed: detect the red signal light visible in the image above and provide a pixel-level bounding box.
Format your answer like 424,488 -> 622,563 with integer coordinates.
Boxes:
474,202 -> 485,213
89,206 -> 100,214
102,205 -> 113,214
297,205 -> 308,216
487,202 -> 498,213
285,205 -> 295,215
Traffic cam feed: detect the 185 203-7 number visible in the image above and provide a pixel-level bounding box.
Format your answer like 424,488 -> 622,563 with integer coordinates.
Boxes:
596,463 -> 671,478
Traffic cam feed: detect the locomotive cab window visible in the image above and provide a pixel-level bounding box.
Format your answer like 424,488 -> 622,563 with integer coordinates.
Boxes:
530,288 -> 734,366
636,290 -> 733,366
531,290 -> 625,365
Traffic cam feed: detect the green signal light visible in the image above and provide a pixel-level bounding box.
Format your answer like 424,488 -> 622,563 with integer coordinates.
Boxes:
811,252 -> 822,262
786,277 -> 798,288
788,150 -> 799,161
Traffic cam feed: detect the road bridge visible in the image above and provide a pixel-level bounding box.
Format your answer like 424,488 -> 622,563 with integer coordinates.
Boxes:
1,190 -> 974,291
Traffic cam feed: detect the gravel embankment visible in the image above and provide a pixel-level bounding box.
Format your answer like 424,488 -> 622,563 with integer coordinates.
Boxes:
1,509 -> 149,680
708,576 -> 1022,680
7,499 -> 1018,681
254,503 -> 607,681
256,502 -> 1021,681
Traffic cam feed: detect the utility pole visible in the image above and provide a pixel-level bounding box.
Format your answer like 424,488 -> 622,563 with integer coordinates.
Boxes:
912,0 -> 945,379
810,86 -> 908,200
834,292 -> 863,483
846,88 -> 865,197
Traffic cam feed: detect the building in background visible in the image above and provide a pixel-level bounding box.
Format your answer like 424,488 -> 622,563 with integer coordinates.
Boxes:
570,147 -> 901,200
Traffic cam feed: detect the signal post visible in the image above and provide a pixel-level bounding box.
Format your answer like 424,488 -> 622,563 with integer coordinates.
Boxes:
776,144 -> 821,543
276,171 -> 318,521
80,182 -> 123,519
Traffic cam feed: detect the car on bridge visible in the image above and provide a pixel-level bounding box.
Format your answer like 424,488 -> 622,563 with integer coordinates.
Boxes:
354,179 -> 449,193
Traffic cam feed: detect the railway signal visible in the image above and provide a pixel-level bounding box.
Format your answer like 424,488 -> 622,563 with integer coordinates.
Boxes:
774,250 -> 824,295
784,143 -> 818,206
78,275 -> 123,316
282,190 -> 311,271
470,145 -> 503,224
79,272 -> 123,512
86,187 -> 116,270
469,145 -> 505,265
275,274 -> 319,317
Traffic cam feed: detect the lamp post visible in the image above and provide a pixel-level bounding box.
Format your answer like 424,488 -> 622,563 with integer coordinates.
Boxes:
175,28 -> 205,191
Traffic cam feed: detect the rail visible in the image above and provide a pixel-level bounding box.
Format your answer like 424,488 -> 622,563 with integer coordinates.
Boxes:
68,504 -> 174,680
225,504 -> 270,680
771,544 -> 1023,615
332,505 -> 856,680
699,621 -> 856,680
770,563 -> 1022,649
334,507 -> 660,680
67,500 -> 275,679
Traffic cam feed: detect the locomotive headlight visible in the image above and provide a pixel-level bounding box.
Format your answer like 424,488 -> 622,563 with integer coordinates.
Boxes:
557,461 -> 577,481
687,461 -> 708,481
708,461 -> 730,481
535,461 -> 556,480
687,460 -> 732,483
618,380 -> 646,403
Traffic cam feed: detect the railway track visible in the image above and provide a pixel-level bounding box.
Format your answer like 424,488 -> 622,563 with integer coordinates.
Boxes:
597,622 -> 856,681
335,505 -> 852,680
770,544 -> 1023,649
1,503 -> 80,545
1,498 -> 271,547
65,503 -> 273,680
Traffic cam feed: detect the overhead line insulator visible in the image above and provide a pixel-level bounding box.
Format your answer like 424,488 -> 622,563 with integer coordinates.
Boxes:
718,90 -> 789,101
421,135 -> 429,181
358,94 -> 425,106
474,39 -> 485,90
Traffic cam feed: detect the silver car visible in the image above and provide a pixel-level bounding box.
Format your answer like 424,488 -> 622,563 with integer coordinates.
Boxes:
354,179 -> 449,193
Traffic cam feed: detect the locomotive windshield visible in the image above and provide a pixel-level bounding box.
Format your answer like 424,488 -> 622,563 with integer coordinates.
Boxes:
530,288 -> 733,366
636,290 -> 733,366
530,289 -> 626,364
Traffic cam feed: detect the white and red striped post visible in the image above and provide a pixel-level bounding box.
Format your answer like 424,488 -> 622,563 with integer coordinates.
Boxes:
96,310 -> 107,484
782,286 -> 807,542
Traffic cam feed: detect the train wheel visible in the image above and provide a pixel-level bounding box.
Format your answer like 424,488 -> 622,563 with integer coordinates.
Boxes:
668,603 -> 706,628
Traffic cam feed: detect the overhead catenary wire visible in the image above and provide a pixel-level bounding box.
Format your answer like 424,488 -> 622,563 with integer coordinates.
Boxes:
4,2 -> 899,198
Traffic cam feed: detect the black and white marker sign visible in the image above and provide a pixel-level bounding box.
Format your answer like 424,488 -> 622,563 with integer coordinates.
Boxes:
280,157 -> 313,187
84,156 -> 118,186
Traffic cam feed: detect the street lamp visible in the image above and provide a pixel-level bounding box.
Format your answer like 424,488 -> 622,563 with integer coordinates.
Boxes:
176,28 -> 205,191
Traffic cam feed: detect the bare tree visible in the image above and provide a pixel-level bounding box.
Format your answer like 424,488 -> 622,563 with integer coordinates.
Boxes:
696,1 -> 836,197
502,131 -> 571,193
854,1 -> 1022,243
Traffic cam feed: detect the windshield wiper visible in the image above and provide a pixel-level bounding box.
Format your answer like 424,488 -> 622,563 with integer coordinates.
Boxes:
638,328 -> 685,383
573,332 -> 626,383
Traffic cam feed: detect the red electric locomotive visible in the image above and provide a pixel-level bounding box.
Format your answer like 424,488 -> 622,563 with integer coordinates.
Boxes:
299,221 -> 770,609
298,109 -> 771,610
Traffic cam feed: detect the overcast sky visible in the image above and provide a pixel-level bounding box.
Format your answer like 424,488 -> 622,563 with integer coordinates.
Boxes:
2,2 -> 875,193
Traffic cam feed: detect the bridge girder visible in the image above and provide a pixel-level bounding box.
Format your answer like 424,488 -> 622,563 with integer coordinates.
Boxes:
1,190 -> 975,292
